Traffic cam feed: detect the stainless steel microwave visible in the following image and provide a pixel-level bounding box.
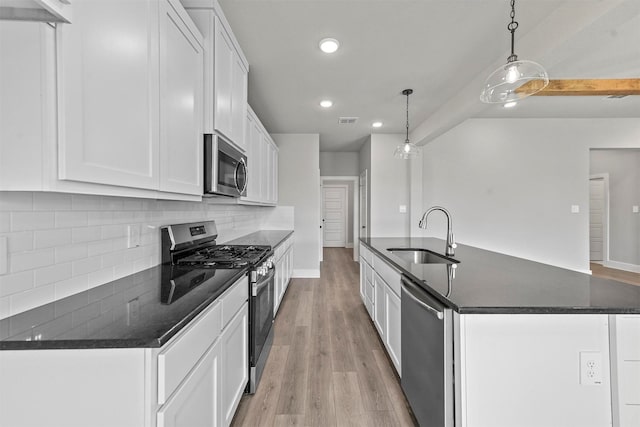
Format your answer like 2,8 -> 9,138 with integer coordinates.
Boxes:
204,134 -> 247,197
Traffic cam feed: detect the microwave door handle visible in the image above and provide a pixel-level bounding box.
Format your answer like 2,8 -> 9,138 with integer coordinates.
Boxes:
235,158 -> 247,194
211,136 -> 219,193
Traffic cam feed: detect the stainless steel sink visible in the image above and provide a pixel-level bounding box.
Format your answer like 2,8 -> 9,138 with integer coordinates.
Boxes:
387,248 -> 459,264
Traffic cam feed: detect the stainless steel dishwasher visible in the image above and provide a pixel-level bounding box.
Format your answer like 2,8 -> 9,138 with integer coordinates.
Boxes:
401,274 -> 454,427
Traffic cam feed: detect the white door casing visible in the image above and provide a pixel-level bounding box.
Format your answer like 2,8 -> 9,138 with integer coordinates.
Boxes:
322,185 -> 348,247
360,169 -> 368,239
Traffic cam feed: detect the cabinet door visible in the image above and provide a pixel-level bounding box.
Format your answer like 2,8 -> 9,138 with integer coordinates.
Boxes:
230,56 -> 247,151
272,144 -> 278,204
221,302 -> 248,427
158,0 -> 203,195
259,136 -> 268,202
242,112 -> 262,202
385,287 -> 401,375
213,16 -> 233,141
359,258 -> 367,303
157,339 -> 221,427
373,273 -> 386,340
58,0 -> 160,189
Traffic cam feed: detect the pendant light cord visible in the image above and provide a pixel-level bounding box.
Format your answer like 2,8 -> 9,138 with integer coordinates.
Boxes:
507,0 -> 519,63
405,91 -> 410,144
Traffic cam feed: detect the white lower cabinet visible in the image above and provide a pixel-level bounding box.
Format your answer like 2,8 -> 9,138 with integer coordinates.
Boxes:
274,235 -> 294,316
221,303 -> 248,427
0,275 -> 249,427
359,242 -> 401,375
157,339 -> 221,427
610,314 -> 640,427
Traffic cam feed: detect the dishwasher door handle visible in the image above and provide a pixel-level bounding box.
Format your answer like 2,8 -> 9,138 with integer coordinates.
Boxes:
401,276 -> 444,320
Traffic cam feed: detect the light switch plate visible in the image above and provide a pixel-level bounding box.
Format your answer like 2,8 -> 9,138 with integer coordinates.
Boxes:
127,224 -> 141,248
0,236 -> 7,275
633,205 -> 639,214
399,205 -> 407,213
571,205 -> 580,214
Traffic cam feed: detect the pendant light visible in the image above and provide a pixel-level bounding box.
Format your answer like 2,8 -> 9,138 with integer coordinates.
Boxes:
480,0 -> 549,104
394,89 -> 420,160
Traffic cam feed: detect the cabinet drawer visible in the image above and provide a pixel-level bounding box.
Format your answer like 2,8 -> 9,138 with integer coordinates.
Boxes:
365,278 -> 374,302
360,244 -> 373,265
222,275 -> 249,328
373,255 -> 401,296
158,300 -> 222,404
364,260 -> 373,284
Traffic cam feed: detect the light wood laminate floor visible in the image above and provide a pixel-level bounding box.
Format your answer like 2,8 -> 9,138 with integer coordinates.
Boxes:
231,248 -> 416,427
591,262 -> 640,286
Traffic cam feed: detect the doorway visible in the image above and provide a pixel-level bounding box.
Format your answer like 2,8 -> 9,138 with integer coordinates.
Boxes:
322,185 -> 348,247
320,176 -> 360,261
589,175 -> 608,263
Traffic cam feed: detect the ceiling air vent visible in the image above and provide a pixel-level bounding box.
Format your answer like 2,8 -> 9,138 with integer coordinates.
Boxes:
606,95 -> 628,99
338,117 -> 359,124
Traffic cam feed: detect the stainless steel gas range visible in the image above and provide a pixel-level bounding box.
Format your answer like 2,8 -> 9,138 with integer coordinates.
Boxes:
161,220 -> 275,394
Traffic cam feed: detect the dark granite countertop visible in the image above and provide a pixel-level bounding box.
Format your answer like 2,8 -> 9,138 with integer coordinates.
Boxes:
0,229 -> 294,351
0,266 -> 247,350
361,237 -> 640,314
224,230 -> 293,248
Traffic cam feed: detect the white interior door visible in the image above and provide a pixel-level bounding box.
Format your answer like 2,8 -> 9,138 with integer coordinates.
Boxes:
323,185 -> 347,247
590,178 -> 605,261
359,170 -> 368,239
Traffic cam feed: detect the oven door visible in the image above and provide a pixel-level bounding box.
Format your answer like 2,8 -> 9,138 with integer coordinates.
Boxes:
249,265 -> 275,393
204,134 -> 247,197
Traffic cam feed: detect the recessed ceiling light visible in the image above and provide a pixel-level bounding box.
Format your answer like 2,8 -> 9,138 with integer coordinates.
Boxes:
320,100 -> 333,108
319,38 -> 340,54
503,101 -> 517,108
372,122 -> 383,128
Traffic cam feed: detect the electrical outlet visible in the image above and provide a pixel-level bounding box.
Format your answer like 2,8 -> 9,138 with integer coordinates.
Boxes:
127,224 -> 141,249
633,205 -> 639,214
399,205 -> 407,213
580,351 -> 603,385
571,205 -> 580,214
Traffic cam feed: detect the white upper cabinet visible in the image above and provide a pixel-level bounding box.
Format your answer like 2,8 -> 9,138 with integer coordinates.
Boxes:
58,0 -> 160,190
159,0 -> 204,195
240,106 -> 278,206
0,0 -> 72,23
0,0 -> 204,200
184,2 -> 248,152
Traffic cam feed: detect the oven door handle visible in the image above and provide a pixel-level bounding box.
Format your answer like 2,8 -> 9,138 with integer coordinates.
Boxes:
253,267 -> 275,296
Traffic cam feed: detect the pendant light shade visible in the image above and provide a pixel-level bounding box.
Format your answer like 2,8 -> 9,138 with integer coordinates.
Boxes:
394,89 -> 420,160
480,0 -> 549,104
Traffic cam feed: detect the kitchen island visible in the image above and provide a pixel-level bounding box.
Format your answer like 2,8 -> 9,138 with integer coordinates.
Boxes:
360,237 -> 640,427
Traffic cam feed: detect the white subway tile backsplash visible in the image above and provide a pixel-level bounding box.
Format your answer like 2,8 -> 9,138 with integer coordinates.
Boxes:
10,284 -> 55,316
0,192 -> 33,211
0,212 -> 10,232
34,229 -> 72,249
11,212 -> 55,232
34,263 -> 72,287
34,192 -> 72,211
87,211 -> 113,226
55,211 -> 88,228
7,231 -> 34,253
0,271 -> 34,297
71,226 -> 102,243
101,224 -> 126,239
54,276 -> 89,300
71,194 -> 102,211
72,256 -> 102,276
10,249 -> 55,273
0,191 -> 286,319
55,243 -> 89,264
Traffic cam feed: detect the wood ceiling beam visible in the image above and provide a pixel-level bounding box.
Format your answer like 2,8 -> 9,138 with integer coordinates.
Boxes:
518,78 -> 640,96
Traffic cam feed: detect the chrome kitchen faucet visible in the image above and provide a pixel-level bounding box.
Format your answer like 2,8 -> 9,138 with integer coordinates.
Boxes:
419,206 -> 457,256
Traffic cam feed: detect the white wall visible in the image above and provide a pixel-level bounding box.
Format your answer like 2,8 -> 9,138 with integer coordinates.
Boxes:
590,149 -> 640,267
0,192 -> 279,319
420,118 -> 640,272
273,134 -> 320,277
319,152 -> 359,176
369,134 -> 411,237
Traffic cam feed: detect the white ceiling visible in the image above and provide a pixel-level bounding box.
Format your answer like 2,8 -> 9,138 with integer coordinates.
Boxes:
218,0 -> 640,151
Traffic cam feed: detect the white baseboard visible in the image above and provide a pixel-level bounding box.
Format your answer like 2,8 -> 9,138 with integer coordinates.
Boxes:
346,243 -> 353,248
603,260 -> 640,273
293,269 -> 320,278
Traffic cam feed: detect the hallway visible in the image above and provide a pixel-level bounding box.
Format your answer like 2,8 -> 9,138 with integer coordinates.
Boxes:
231,248 -> 415,426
